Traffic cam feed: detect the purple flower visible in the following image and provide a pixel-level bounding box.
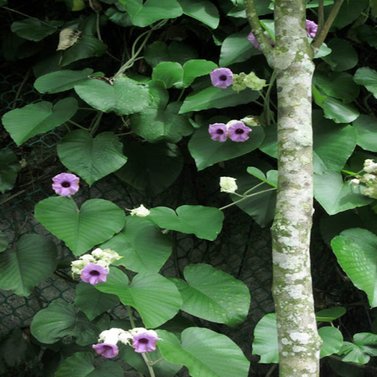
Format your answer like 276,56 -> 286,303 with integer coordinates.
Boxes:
132,330 -> 159,353
208,123 -> 228,142
227,121 -> 251,142
210,68 -> 233,89
247,32 -> 260,49
80,263 -> 109,285
52,172 -> 80,197
306,20 -> 318,38
92,343 -> 119,358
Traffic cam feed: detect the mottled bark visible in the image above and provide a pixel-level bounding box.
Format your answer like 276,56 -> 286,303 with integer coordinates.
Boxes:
271,2 -> 321,376
246,0 -> 322,376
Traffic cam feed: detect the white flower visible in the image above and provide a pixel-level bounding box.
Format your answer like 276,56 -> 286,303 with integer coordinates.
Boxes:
130,204 -> 150,217
220,176 -> 238,194
81,254 -> 96,263
363,174 -> 376,182
71,259 -> 86,275
98,328 -> 131,346
350,179 -> 360,185
364,159 -> 377,173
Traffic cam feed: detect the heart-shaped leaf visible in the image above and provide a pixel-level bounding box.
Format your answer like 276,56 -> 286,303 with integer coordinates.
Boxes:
0,149 -> 21,193
95,268 -> 182,328
157,328 -> 250,377
55,353 -> 94,377
188,125 -> 264,170
152,62 -> 184,88
57,130 -> 128,185
331,228 -> 377,307
2,97 -> 78,146
182,59 -> 217,87
118,0 -> 183,27
354,67 -> 377,99
101,216 -> 172,273
0,234 -> 57,296
35,197 -> 126,255
178,0 -> 219,29
30,300 -> 97,345
353,114 -> 377,152
74,76 -> 150,115
149,205 -> 224,240
316,307 -> 346,322
11,19 -> 61,41
180,87 -> 259,113
173,263 -> 250,326
319,327 -> 344,358
74,283 -> 119,320
34,68 -> 93,94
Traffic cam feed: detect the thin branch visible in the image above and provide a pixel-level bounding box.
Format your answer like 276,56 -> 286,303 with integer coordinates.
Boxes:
244,0 -> 274,59
318,0 -> 325,30
312,0 -> 344,49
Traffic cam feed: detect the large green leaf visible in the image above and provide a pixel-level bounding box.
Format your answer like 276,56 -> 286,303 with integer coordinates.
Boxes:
35,197 -> 126,255
188,125 -> 264,170
57,130 -> 128,186
353,114 -> 377,152
319,327 -> 344,358
338,333 -> 377,364
115,141 -> 183,195
11,19 -> 60,41
180,87 -> 259,113
323,38 -> 358,72
74,283 -> 119,320
314,171 -> 372,215
158,328 -> 249,377
30,300 -> 97,345
0,231 -> 8,253
60,35 -> 107,66
95,268 -> 182,328
74,76 -> 150,115
34,69 -> 93,94
55,353 -> 94,377
101,216 -> 172,273
118,0 -> 183,27
182,59 -> 217,87
178,0 -> 219,29
220,30 -> 258,66
0,234 -> 57,296
173,263 -> 250,326
331,228 -> 377,307
354,67 -> 377,99
316,307 -> 346,322
130,102 -> 193,143
149,205 -> 224,241
1,97 -> 78,146
0,149 -> 20,193
87,361 -> 124,377
152,62 -> 184,89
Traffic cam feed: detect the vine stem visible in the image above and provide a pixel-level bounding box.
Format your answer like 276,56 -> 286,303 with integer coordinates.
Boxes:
126,306 -> 156,377
220,187 -> 276,210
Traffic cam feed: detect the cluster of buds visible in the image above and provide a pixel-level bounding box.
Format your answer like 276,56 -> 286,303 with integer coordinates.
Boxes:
129,204 -> 150,217
350,159 -> 377,199
208,120 -> 251,143
71,247 -> 122,285
92,327 -> 159,359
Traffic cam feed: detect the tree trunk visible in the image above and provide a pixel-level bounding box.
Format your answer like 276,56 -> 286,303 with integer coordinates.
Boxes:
271,1 -> 322,376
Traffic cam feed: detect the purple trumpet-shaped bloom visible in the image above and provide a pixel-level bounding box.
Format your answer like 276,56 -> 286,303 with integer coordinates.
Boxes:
305,20 -> 318,38
52,172 -> 80,197
247,32 -> 260,49
208,123 -> 228,142
210,68 -> 233,89
92,343 -> 119,358
80,263 -> 109,285
132,330 -> 159,353
228,121 -> 251,142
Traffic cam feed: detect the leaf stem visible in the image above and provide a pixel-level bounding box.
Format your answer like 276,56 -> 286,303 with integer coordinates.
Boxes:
220,187 -> 276,210
312,0 -> 345,49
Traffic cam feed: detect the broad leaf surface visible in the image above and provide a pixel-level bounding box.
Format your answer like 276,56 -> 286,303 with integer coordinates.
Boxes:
55,353 -> 94,377
149,205 -> 224,240
11,19 -> 60,41
319,327 -> 344,358
0,149 -> 20,193
173,263 -> 250,325
101,216 -> 172,273
35,197 -> 125,255
0,234 -> 57,296
2,98 -> 78,146
57,130 -> 128,185
354,67 -> 377,99
331,228 -> 377,307
34,69 -> 93,93
96,268 -> 182,328
180,87 -> 259,113
178,0 -> 219,29
74,76 -> 150,115
157,328 -> 250,377
353,114 -> 377,152
316,307 -> 346,322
